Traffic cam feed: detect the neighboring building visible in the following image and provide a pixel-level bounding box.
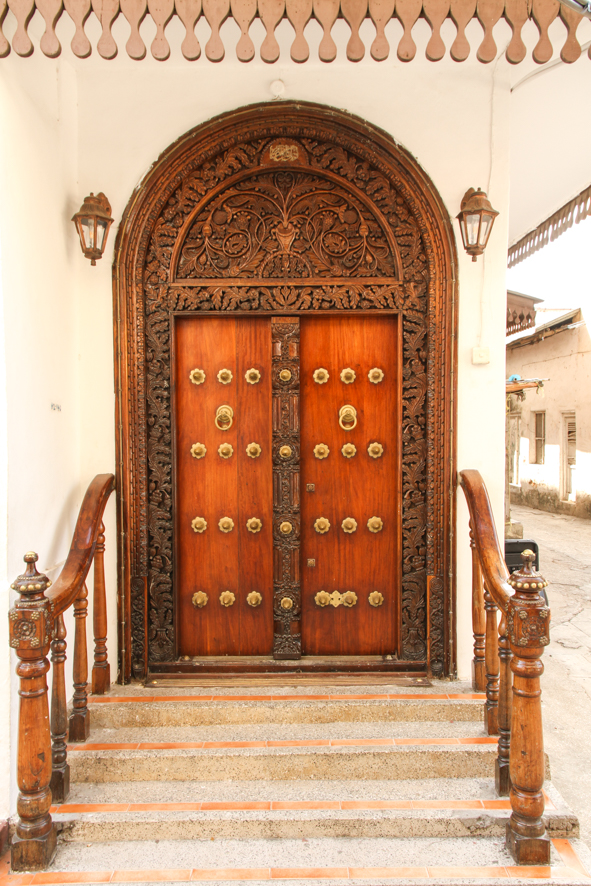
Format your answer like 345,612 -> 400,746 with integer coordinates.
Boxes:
506,307 -> 591,519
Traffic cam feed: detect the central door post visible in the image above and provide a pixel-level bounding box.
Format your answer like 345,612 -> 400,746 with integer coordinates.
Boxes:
271,317 -> 302,659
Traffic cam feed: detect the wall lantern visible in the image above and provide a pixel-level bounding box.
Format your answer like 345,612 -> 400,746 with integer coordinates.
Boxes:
456,188 -> 499,261
72,193 -> 114,266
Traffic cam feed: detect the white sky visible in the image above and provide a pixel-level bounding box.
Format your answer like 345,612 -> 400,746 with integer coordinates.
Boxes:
506,215 -> 591,313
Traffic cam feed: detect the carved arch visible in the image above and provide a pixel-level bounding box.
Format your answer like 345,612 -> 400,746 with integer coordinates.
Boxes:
113,101 -> 458,681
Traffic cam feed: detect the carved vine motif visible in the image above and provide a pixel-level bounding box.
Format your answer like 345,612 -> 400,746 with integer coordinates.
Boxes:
176,171 -> 398,280
141,128 -> 435,668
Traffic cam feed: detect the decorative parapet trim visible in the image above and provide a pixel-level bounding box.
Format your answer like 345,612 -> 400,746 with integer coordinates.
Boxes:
508,184 -> 591,268
1,0 -> 590,64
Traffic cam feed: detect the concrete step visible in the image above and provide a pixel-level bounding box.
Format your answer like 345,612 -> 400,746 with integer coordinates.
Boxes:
67,740 -> 501,783
34,835 -> 591,885
88,691 -> 485,729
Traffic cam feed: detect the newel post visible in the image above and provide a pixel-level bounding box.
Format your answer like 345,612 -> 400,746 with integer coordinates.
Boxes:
8,553 -> 57,871
506,550 -> 551,864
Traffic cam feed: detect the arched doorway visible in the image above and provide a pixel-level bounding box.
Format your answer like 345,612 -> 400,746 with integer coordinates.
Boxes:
114,101 -> 458,681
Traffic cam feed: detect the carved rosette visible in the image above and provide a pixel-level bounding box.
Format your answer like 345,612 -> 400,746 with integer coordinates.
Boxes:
271,317 -> 301,660
131,113 -> 445,673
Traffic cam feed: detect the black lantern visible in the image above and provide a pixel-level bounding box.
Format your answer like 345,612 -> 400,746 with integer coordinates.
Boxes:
457,188 -> 499,261
72,193 -> 114,265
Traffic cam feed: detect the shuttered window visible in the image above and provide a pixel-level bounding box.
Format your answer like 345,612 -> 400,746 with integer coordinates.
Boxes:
534,412 -> 545,465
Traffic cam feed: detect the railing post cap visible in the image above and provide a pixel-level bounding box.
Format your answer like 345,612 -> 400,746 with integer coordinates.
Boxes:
11,552 -> 52,595
507,551 -> 548,593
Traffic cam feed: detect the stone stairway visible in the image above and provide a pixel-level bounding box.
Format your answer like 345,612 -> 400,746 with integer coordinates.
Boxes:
15,681 -> 591,886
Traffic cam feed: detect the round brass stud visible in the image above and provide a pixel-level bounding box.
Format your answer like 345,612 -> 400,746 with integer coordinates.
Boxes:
368,591 -> 384,607
279,368 -> 292,382
218,442 -> 234,459
314,517 -> 330,534
218,517 -> 235,533
313,368 -> 329,385
219,590 -> 236,607
279,445 -> 293,459
368,442 -> 384,459
217,368 -> 233,384
191,516 -> 207,533
246,517 -> 262,533
245,368 -> 261,384
247,591 -> 263,607
192,591 -> 209,608
280,521 -> 293,535
340,367 -> 356,384
246,442 -> 262,458
280,596 -> 293,610
341,517 -> 358,534
342,591 -> 358,607
315,591 -> 331,607
341,443 -> 357,458
367,516 -> 383,533
189,368 -> 206,385
314,443 -> 330,460
191,442 -> 207,459
368,368 -> 385,384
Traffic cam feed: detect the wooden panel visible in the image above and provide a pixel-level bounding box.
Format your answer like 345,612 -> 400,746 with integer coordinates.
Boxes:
300,315 -> 401,656
174,316 -> 273,656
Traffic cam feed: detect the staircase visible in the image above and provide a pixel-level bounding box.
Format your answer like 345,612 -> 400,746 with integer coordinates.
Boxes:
28,679 -> 589,886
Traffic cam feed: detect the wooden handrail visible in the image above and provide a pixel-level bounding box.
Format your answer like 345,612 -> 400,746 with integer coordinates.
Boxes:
46,474 -> 115,617
460,469 -> 512,613
460,469 -> 551,866
8,473 -> 115,872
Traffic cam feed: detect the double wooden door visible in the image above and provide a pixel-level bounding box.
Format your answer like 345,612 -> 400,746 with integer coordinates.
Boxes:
174,313 -> 401,659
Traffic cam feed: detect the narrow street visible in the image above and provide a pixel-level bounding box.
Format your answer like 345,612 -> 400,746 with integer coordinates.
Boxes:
511,503 -> 591,843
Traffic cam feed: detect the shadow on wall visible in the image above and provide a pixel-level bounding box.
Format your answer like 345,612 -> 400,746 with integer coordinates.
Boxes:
510,482 -> 591,520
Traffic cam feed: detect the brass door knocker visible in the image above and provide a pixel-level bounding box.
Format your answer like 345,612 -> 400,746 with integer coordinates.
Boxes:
215,405 -> 234,431
339,405 -> 357,431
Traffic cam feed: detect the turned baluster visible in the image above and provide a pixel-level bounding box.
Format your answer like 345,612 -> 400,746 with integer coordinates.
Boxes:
91,521 -> 110,694
495,612 -> 512,796
9,553 -> 57,871
484,585 -> 500,735
470,530 -> 486,691
50,614 -> 70,803
68,583 -> 90,741
506,550 -> 551,864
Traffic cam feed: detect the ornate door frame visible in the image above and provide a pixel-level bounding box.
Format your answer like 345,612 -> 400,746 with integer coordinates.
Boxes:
113,101 -> 458,682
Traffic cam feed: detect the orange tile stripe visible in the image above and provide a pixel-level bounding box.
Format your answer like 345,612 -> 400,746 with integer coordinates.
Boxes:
88,693 -> 486,704
50,798 -> 515,814
67,736 -> 498,752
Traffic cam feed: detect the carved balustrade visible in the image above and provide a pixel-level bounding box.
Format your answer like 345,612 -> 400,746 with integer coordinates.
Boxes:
8,473 -> 115,872
460,468 -> 551,865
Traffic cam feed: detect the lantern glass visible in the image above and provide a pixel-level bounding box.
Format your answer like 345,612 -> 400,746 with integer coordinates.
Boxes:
479,213 -> 494,248
79,217 -> 95,250
96,219 -> 109,251
464,213 -> 481,247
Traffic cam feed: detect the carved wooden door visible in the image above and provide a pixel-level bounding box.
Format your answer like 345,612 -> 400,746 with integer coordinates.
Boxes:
174,312 -> 400,658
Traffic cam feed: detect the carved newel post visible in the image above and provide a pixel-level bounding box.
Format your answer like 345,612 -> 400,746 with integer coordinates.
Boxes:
506,550 -> 551,864
9,553 -> 57,871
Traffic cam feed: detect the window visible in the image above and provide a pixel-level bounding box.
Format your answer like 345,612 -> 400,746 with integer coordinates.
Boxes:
562,414 -> 576,501
533,412 -> 545,465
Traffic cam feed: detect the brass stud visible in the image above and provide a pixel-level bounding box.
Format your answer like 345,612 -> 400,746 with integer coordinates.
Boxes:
314,443 -> 330,460
341,443 -> 357,458
341,517 -> 358,534
279,368 -> 292,382
189,368 -> 206,385
280,521 -> 293,535
315,591 -> 331,607
246,517 -> 262,533
280,596 -> 293,610
191,516 -> 208,533
219,517 -> 235,533
313,368 -> 329,385
340,367 -> 356,384
191,442 -> 207,459
342,591 -> 358,607
368,368 -> 385,384
218,442 -> 234,459
247,591 -> 263,607
368,591 -> 384,607
367,516 -> 383,533
279,445 -> 293,459
245,368 -> 261,384
217,368 -> 233,384
219,590 -> 235,607
192,591 -> 208,608
314,517 -> 330,534
246,442 -> 262,458
368,442 -> 384,459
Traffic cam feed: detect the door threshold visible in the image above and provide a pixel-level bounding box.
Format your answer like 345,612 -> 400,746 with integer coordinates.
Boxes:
146,655 -> 428,683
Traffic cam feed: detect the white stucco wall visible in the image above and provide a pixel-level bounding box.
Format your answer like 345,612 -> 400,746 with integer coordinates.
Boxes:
0,20 -> 525,817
